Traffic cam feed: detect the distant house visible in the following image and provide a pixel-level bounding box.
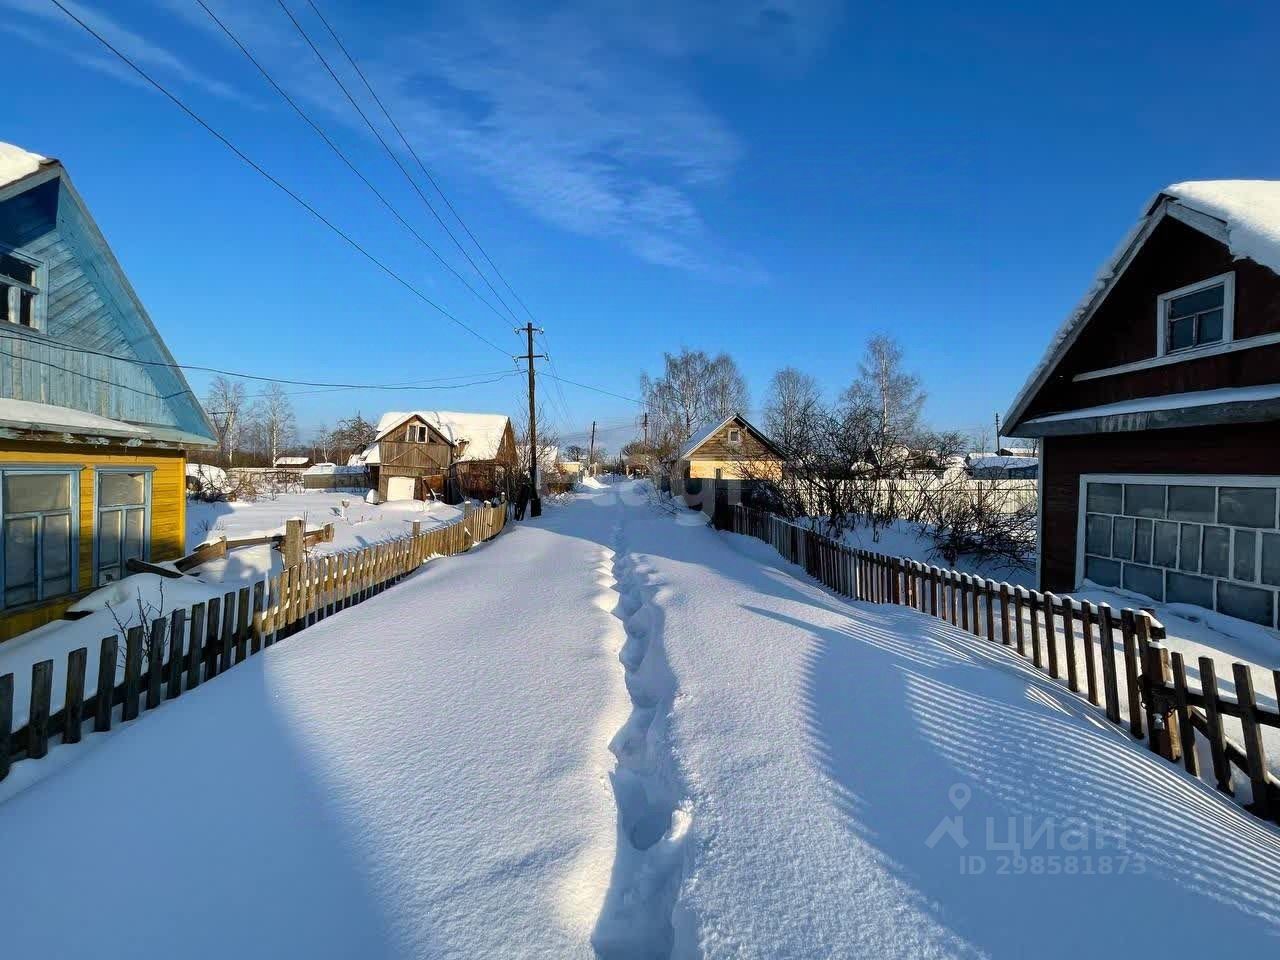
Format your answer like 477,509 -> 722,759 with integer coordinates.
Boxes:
966,453 -> 1039,480
1004,180 -> 1280,628
273,455 -> 311,469
0,143 -> 218,640
677,414 -> 785,482
350,411 -> 517,502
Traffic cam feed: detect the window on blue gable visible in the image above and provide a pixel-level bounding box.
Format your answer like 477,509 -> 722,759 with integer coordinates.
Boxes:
0,251 -> 42,330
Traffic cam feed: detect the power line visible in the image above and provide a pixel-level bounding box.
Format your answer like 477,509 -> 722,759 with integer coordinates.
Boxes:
195,0 -> 513,328
47,0 -> 509,357
0,331 -> 513,391
542,372 -> 647,406
305,0 -> 542,328
285,370 -> 518,397
276,0 -> 522,327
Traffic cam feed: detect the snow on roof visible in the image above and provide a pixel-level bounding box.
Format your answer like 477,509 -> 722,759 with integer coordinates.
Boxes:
1164,181 -> 1280,277
1022,383 -> 1280,426
967,455 -> 1038,471
678,415 -> 744,459
374,411 -> 511,462
349,444 -> 378,467
1005,180 -> 1280,429
0,142 -> 51,190
273,456 -> 310,466
305,463 -> 366,475
0,398 -> 151,438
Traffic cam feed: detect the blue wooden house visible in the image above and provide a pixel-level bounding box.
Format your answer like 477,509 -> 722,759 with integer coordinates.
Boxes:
0,142 -> 217,640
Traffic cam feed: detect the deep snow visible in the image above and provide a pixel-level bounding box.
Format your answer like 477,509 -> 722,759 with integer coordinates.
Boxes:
2,483 -> 1278,958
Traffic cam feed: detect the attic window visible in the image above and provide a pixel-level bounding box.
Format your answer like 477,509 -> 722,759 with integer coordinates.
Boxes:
406,424 -> 429,443
1158,273 -> 1233,356
0,251 -> 41,330
727,428 -> 742,444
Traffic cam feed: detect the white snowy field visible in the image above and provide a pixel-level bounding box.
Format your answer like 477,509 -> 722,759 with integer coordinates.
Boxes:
1,482 -> 1278,958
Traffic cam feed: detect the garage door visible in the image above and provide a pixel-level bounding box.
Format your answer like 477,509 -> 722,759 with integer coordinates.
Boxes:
1079,474 -> 1280,628
386,475 -> 416,501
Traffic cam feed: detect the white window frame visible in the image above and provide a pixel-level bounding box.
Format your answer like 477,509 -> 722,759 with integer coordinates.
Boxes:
1077,473 -> 1280,629
0,246 -> 46,332
406,424 -> 429,443
727,428 -> 742,445
0,465 -> 81,609
93,466 -> 153,587
1155,272 -> 1234,359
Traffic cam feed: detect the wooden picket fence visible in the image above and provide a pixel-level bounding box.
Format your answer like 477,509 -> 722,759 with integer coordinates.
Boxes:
723,504 -> 1280,824
0,502 -> 507,784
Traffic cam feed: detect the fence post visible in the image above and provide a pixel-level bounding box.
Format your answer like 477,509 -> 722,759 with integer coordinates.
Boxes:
1142,638 -> 1178,761
283,518 -> 304,569
999,583 -> 1011,646
1099,604 -> 1121,724
1198,657 -> 1231,792
1170,651 -> 1198,776
1120,609 -> 1144,739
1043,592 -> 1060,677
1233,664 -> 1273,819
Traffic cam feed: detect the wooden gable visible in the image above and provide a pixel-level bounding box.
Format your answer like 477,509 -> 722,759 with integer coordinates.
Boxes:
684,416 -> 784,461
1008,199 -> 1280,437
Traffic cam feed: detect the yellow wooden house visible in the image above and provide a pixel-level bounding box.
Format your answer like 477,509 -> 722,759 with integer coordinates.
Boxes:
0,144 -> 217,641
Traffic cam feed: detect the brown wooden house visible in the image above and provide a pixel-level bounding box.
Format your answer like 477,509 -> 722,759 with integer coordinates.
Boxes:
1004,181 -> 1280,629
677,414 -> 785,481
350,410 -> 517,502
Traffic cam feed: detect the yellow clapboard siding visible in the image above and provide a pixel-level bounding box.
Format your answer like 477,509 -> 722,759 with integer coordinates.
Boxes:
0,441 -> 187,642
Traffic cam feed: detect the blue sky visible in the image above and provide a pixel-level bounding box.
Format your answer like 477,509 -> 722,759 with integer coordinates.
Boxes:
5,0 -> 1280,450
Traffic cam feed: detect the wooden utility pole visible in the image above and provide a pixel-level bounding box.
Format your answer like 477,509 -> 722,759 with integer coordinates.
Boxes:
588,421 -> 597,476
517,323 -> 547,518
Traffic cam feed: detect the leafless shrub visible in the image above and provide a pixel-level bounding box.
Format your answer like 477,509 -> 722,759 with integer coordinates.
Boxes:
106,580 -> 170,671
918,476 -> 1036,569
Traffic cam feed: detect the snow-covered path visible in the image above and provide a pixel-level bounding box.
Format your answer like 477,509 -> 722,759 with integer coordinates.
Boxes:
2,483 -> 1279,958
0,485 -> 636,958
618,500 -> 1280,957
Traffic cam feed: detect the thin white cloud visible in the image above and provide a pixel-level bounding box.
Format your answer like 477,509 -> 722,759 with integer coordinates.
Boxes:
1,0 -> 256,105
361,1 -> 841,278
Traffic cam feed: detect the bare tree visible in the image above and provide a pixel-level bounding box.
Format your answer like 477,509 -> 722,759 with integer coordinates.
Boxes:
250,384 -> 298,466
841,334 -> 925,454
330,412 -> 378,464
206,376 -> 247,467
640,349 -> 749,458
513,403 -> 560,486
312,423 -> 333,463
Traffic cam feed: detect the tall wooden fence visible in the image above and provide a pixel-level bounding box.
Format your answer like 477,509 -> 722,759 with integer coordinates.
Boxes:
723,505 -> 1280,824
0,502 -> 507,785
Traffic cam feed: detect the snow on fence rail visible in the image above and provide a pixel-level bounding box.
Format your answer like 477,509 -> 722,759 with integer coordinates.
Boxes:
0,502 -> 507,785
722,504 -> 1280,825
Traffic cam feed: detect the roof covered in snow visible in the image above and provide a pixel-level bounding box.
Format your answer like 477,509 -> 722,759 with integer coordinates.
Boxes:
679,413 -> 784,460
0,142 -> 52,190
1005,180 -> 1280,430
373,411 -> 512,462
0,398 -> 214,446
273,456 -> 310,466
966,454 -> 1038,472
1020,383 -> 1280,436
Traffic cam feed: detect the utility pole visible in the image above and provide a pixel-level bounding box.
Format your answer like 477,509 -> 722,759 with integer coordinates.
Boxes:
994,412 -> 1002,452
517,323 -> 547,517
588,420 -> 597,476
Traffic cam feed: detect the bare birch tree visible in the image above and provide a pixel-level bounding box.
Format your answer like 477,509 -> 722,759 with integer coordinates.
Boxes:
640,349 -> 749,458
250,384 -> 298,467
205,375 -> 247,467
